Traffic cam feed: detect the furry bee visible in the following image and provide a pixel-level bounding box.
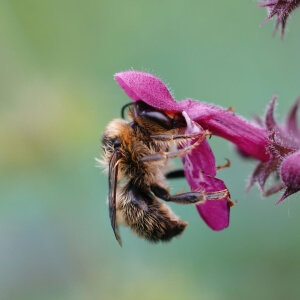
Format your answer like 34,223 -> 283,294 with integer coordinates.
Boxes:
100,101 -> 225,245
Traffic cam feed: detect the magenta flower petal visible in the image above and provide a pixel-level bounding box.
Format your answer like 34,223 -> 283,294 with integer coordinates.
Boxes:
114,71 -> 180,110
196,178 -> 230,231
181,112 -> 231,231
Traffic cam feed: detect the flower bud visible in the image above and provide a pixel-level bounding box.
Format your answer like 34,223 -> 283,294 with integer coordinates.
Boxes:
277,150 -> 300,203
281,151 -> 300,189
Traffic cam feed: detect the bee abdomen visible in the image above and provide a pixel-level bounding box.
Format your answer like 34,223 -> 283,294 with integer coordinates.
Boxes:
143,218 -> 188,243
118,181 -> 187,242
121,198 -> 188,242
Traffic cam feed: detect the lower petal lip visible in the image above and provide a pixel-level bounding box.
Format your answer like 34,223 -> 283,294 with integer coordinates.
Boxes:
181,111 -> 231,231
196,198 -> 230,231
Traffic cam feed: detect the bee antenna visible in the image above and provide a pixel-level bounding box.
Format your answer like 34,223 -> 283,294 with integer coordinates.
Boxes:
121,102 -> 135,119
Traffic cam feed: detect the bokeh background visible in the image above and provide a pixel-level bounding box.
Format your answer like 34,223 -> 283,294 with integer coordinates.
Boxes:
1,1 -> 300,299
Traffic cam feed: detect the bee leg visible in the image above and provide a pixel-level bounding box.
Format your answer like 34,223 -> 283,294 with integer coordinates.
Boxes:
216,158 -> 231,170
140,130 -> 210,162
151,185 -> 227,205
150,131 -> 209,142
165,169 -> 185,179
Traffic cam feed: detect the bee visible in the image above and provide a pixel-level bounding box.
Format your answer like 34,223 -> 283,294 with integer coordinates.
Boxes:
100,101 -> 226,245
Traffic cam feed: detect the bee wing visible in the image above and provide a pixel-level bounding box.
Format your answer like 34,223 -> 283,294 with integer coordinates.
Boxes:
108,150 -> 122,246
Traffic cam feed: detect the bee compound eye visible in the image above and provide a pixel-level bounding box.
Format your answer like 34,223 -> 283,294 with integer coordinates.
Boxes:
113,140 -> 121,149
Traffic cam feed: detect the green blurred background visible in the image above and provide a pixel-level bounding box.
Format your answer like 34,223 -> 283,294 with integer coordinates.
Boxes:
1,1 -> 300,299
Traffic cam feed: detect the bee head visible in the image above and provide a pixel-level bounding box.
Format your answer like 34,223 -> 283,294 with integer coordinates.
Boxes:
101,119 -> 127,155
129,101 -> 186,134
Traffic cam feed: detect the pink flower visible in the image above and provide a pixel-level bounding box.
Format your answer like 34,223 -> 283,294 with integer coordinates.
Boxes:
114,71 -> 271,230
248,95 -> 300,203
259,0 -> 300,38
